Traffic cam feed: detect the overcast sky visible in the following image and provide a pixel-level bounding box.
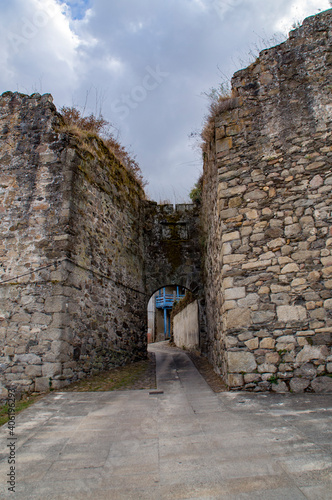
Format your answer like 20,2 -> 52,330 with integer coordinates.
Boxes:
0,0 -> 331,202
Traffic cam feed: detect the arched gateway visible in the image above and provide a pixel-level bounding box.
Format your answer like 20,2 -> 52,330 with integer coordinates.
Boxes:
143,201 -> 201,298
143,201 -> 203,347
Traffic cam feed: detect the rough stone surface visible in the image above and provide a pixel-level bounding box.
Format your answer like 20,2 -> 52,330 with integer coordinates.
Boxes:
290,377 -> 311,393
1,10 -> 332,396
201,10 -> 332,392
311,376 -> 332,393
0,92 -> 203,396
227,352 -> 257,373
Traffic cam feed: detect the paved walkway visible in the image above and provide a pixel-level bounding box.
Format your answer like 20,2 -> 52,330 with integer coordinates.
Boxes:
0,342 -> 331,499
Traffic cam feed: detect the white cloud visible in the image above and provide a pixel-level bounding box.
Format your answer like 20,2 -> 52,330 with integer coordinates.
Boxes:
0,0 -> 330,201
274,0 -> 331,32
0,0 -> 84,94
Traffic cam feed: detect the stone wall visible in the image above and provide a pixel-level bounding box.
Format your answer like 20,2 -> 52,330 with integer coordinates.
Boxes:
202,9 -> 332,392
0,92 -> 147,397
173,300 -> 199,350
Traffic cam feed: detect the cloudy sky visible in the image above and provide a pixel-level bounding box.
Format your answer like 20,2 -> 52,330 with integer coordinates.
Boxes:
0,0 -> 331,202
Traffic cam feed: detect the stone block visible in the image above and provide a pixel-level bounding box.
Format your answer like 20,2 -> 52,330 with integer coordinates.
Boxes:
0,383 -> 8,399
322,256 -> 332,267
271,381 -> 289,393
11,312 -> 31,323
294,363 -> 317,379
50,313 -> 71,328
44,296 -> 65,313
245,209 -> 259,219
238,332 -> 253,341
229,196 -> 242,208
292,251 -> 320,262
311,376 -> 332,393
227,352 -> 257,373
225,308 -> 251,329
25,365 -> 42,378
245,190 -> 267,201
244,373 -> 261,383
265,352 -> 280,364
228,373 -> 244,387
225,336 -> 238,348
238,293 -> 260,308
324,298 -> 332,309
224,287 -> 246,300
322,266 -> 332,277
271,293 -> 290,305
257,363 -> 277,374
296,330 -> 314,336
220,208 -> 238,220
276,335 -> 296,343
222,277 -> 234,289
291,278 -> 307,287
284,224 -> 301,237
42,363 -> 62,378
245,338 -> 259,350
31,312 -> 52,326
308,271 -> 321,282
222,242 -> 232,255
260,338 -> 275,349
242,260 -> 272,270
271,284 -> 291,293
51,380 -> 67,390
277,305 -> 307,322
15,354 -> 42,365
296,345 -> 329,363
221,231 -> 240,243
252,310 -> 275,324
281,263 -> 300,274
42,328 -> 66,341
35,377 -> 50,392
223,300 -> 237,311
309,308 -> 326,320
290,378 -> 310,393
223,254 -> 246,264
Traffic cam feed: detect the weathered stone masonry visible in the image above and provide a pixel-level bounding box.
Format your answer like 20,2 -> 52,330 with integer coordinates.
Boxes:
1,9 -> 332,397
0,93 -> 202,397
202,9 -> 332,392
0,92 -> 147,397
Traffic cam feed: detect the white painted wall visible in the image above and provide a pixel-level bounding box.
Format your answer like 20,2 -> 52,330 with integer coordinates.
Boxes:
173,300 -> 199,350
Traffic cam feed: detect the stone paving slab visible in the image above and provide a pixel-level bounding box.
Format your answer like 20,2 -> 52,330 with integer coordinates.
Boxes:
0,342 -> 331,499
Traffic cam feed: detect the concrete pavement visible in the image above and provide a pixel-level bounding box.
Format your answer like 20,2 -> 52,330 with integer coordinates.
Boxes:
0,341 -> 331,499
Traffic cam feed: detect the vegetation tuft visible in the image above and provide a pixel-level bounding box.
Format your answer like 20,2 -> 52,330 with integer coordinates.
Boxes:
189,175 -> 203,205
0,394 -> 43,427
201,84 -> 238,152
61,356 -> 156,392
59,106 -> 146,189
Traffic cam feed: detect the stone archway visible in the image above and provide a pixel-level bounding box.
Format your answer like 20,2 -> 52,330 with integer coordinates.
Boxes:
143,202 -> 201,297
143,201 -> 205,349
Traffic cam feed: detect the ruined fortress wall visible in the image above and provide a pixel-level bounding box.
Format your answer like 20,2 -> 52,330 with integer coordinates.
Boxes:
202,9 -> 332,392
0,92 -> 146,397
